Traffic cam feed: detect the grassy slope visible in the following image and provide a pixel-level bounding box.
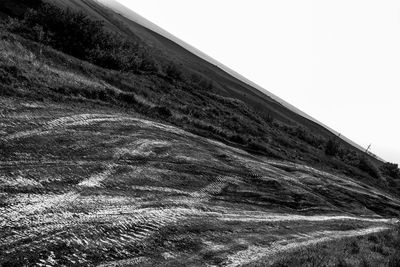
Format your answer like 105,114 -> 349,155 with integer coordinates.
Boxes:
0,32 -> 399,266
0,26 -> 389,189
0,2 -> 399,265
1,0 -> 396,191
44,0 -> 379,158
0,0 -> 399,185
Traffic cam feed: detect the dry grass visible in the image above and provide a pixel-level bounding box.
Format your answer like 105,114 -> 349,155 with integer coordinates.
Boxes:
253,226 -> 400,267
1,25 -> 398,196
0,22 -> 400,266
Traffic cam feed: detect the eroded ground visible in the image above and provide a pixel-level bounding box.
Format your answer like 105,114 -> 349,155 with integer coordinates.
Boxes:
0,98 -> 399,266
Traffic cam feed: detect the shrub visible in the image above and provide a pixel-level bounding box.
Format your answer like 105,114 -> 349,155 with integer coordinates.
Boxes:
2,17 -> 36,40
325,138 -> 340,156
189,74 -> 213,91
23,4 -> 105,59
165,63 -> 183,81
0,0 -> 42,18
380,162 -> 400,179
118,92 -> 137,105
229,133 -> 246,144
358,157 -> 380,178
294,126 -> 324,147
338,148 -> 359,166
87,40 -> 141,72
388,254 -> 400,267
281,125 -> 325,149
152,106 -> 172,118
5,3 -> 161,74
139,53 -> 158,72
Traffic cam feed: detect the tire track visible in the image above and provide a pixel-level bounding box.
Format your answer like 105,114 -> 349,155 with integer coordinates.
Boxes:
218,212 -> 393,223
2,113 -> 192,142
2,111 -> 399,266
78,165 -> 115,188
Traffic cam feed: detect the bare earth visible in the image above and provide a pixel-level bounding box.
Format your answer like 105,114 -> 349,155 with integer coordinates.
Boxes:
0,98 -> 399,266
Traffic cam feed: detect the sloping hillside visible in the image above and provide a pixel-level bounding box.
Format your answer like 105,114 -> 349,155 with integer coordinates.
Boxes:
94,0 -> 371,156
1,1 -> 400,266
43,0 -> 375,154
3,0 -> 395,179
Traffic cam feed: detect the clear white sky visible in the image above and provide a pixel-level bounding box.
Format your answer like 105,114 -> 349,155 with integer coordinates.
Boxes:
115,0 -> 400,164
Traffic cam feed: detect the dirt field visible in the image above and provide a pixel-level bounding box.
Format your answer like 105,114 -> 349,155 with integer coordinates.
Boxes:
1,97 -> 399,266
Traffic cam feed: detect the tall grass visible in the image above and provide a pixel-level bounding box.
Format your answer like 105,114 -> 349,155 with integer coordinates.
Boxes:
266,226 -> 400,267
